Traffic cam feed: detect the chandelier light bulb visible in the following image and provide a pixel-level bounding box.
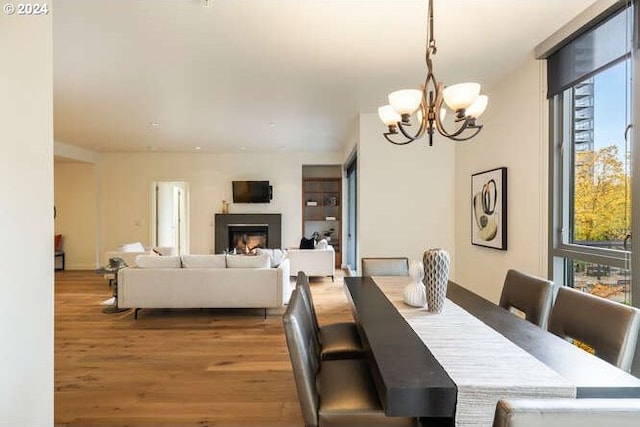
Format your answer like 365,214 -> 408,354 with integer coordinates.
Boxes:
442,82 -> 481,112
466,95 -> 489,118
378,105 -> 402,126
388,89 -> 423,116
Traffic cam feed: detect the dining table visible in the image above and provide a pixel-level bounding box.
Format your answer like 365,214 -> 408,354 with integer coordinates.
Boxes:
344,276 -> 640,426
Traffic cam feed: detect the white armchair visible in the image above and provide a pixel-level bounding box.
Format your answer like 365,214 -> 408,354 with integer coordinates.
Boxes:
288,246 -> 335,281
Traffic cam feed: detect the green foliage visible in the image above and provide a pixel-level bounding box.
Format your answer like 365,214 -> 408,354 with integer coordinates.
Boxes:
573,146 -> 630,242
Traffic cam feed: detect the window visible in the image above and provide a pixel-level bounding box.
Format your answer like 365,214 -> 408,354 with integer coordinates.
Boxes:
549,5 -> 634,305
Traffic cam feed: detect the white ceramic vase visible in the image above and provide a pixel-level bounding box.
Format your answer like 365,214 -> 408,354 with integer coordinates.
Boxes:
423,248 -> 450,313
403,260 -> 426,307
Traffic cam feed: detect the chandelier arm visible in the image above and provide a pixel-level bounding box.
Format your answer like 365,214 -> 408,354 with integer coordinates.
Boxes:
447,124 -> 483,141
383,132 -> 416,145
397,119 -> 425,141
434,114 -> 482,140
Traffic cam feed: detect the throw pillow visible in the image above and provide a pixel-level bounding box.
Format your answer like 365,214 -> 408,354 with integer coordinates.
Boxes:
181,254 -> 226,268
315,239 -> 328,250
256,248 -> 288,268
226,254 -> 270,269
135,255 -> 182,268
299,237 -> 315,249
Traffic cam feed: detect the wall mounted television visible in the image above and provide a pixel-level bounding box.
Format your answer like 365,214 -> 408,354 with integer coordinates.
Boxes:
232,181 -> 272,203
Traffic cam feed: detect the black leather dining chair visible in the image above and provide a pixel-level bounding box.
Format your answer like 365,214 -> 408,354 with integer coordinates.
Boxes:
283,288 -> 417,427
493,398 -> 640,427
296,272 -> 364,360
361,257 -> 409,277
499,269 -> 554,329
548,286 -> 640,372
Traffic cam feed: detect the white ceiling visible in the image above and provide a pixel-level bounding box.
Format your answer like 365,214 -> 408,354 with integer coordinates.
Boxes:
53,0 -> 597,153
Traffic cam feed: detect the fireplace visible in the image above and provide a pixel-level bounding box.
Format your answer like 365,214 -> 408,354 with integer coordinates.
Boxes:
228,224 -> 268,254
214,214 -> 281,254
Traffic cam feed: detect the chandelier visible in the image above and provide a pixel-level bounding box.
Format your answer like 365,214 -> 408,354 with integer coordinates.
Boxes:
378,0 -> 488,146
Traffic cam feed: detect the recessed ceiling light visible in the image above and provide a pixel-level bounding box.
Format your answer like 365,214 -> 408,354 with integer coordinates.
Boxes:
150,122 -> 160,128
194,146 -> 202,151
240,146 -> 246,150
269,123 -> 276,128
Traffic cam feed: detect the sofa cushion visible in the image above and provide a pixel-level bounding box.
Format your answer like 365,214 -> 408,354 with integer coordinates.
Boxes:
256,248 -> 287,268
226,254 -> 270,269
136,255 -> 182,268
181,254 -> 226,268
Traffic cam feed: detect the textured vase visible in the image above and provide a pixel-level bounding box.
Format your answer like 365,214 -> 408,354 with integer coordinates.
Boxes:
403,260 -> 426,307
423,248 -> 451,313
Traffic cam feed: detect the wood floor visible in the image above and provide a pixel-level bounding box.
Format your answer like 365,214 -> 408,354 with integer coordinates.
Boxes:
55,270 -> 353,427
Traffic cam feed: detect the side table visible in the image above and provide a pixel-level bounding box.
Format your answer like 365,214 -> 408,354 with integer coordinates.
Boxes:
95,265 -> 129,314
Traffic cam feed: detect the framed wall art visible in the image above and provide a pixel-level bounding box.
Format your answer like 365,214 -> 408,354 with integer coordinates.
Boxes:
471,167 -> 507,250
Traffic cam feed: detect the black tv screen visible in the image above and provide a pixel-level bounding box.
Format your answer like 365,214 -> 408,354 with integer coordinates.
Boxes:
232,181 -> 272,203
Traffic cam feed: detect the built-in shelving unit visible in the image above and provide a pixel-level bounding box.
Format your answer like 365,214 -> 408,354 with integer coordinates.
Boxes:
302,177 -> 341,267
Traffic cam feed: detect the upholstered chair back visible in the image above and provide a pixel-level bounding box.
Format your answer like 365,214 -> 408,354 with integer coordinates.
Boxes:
361,257 -> 409,277
296,272 -> 320,333
283,289 -> 320,427
548,286 -> 640,371
499,269 -> 554,329
493,398 -> 640,427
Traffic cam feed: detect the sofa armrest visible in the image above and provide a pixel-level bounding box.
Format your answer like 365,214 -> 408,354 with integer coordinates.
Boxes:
277,258 -> 292,304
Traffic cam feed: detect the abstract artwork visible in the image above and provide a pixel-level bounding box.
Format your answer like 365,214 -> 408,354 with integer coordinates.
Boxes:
471,167 -> 507,250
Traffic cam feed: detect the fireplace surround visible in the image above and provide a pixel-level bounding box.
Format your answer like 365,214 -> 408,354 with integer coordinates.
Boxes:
214,214 -> 281,254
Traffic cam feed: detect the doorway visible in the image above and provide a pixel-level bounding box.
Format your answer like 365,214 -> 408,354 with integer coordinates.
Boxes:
151,181 -> 189,255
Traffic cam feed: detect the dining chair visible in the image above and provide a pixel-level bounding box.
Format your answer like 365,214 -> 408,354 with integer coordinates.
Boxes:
296,272 -> 364,360
283,288 -> 417,427
361,257 -> 409,277
499,269 -> 554,329
493,398 -> 640,427
548,286 -> 640,372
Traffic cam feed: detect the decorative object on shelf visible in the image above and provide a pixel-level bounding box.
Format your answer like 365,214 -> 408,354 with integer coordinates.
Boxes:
403,260 -> 426,307
378,0 -> 488,146
306,200 -> 318,206
221,200 -> 229,214
323,228 -> 335,241
423,248 -> 450,313
326,196 -> 337,206
471,167 -> 507,250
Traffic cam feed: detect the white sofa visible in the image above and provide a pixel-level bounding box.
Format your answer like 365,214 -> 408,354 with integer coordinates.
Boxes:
287,246 -> 335,281
118,254 -> 291,319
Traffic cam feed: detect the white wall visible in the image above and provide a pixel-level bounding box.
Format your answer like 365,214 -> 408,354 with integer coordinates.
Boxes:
99,151 -> 341,257
0,12 -> 54,427
54,162 -> 98,269
454,55 -> 548,302
358,113 -> 457,272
